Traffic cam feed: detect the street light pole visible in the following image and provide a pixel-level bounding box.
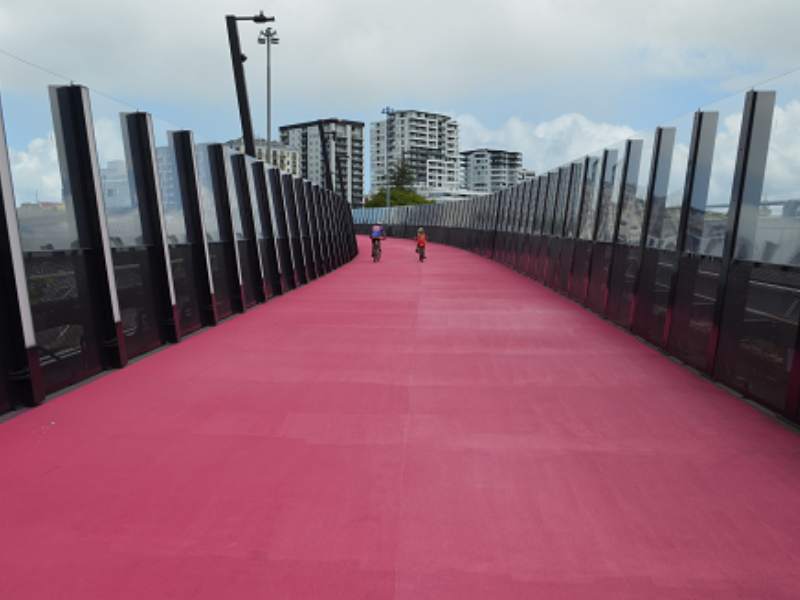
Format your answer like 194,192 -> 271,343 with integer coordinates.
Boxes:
381,106 -> 394,211
226,11 -> 273,157
258,28 -> 279,165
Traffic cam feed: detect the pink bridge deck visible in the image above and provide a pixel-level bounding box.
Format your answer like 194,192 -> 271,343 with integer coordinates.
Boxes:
2,236 -> 800,599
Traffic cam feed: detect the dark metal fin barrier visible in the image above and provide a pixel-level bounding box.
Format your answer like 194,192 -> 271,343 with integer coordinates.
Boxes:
354,85 -> 800,425
0,81 -> 357,414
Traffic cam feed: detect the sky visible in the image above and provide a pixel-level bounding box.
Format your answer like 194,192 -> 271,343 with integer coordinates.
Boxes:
1,0 -> 799,195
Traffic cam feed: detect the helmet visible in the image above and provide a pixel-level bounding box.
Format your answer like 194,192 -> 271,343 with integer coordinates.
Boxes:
417,227 -> 425,233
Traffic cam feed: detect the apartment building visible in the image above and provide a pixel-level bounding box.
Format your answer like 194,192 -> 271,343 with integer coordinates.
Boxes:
224,137 -> 301,177
370,110 -> 460,196
461,149 -> 523,193
279,119 -> 364,206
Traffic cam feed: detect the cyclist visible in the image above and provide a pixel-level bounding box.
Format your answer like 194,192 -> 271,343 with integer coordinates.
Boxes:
416,227 -> 427,262
370,223 -> 386,262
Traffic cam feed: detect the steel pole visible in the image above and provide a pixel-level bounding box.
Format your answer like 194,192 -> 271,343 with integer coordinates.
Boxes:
386,113 -> 391,210
226,15 -> 256,157
266,37 -> 272,165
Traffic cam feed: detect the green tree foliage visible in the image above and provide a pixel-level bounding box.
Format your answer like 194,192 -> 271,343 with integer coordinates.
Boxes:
389,159 -> 415,189
365,158 -> 433,207
365,188 -> 433,207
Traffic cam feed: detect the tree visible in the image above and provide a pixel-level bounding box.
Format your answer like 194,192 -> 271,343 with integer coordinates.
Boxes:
389,159 -> 415,189
365,187 -> 433,207
364,158 -> 430,207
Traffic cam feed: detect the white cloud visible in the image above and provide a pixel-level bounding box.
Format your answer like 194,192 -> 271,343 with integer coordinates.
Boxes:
92,116 -> 125,164
8,133 -> 61,204
763,99 -> 800,201
457,112 -> 638,174
458,90 -> 800,210
0,0 -> 798,118
2,0 -> 798,212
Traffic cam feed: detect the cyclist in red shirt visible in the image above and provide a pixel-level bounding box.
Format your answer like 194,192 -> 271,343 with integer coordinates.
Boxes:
416,227 -> 427,262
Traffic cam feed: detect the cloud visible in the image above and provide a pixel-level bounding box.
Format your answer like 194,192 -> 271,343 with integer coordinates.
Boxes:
763,99 -> 800,201
1,0 -> 798,124
457,112 -> 638,174
458,89 -> 800,210
2,0 -> 798,216
8,133 -> 61,204
92,116 -> 126,164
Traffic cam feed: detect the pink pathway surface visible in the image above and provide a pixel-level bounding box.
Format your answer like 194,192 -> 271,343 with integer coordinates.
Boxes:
2,236 -> 800,599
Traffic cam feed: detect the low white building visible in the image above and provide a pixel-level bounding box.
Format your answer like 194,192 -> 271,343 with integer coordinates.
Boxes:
425,188 -> 487,203
461,149 -> 523,193
225,137 -> 301,177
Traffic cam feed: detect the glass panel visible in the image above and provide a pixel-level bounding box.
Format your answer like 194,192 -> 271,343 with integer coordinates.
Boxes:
553,166 -> 570,236
595,142 -> 626,242
498,189 -> 507,231
225,148 -> 245,240
9,109 -> 78,250
519,181 -> 532,234
92,91 -> 163,356
579,155 -> 602,240
647,112 -> 694,250
151,119 -> 203,334
565,160 -> 584,238
509,189 -> 517,231
2,54 -> 102,391
737,73 -> 800,265
532,177 -> 545,233
525,180 -> 537,233
541,172 -> 558,234
686,94 -> 743,256
267,168 -> 287,239
195,143 -> 222,242
294,178 -> 310,237
197,143 -> 234,317
246,158 -> 267,239
154,132 -> 188,245
92,97 -> 146,248
617,136 -> 650,246
513,185 -> 524,232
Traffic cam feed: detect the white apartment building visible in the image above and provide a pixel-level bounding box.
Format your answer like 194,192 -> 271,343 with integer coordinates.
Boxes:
279,119 -> 365,206
225,137 -> 301,177
99,159 -> 134,210
370,110 -> 460,197
461,149 -> 523,194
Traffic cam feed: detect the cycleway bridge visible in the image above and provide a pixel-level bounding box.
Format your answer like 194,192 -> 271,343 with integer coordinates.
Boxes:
2,66 -> 800,598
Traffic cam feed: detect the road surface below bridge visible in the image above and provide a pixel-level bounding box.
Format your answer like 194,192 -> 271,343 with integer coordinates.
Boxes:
2,236 -> 800,599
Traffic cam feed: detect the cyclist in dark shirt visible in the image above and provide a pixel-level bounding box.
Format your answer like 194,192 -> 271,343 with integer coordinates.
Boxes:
370,223 -> 386,262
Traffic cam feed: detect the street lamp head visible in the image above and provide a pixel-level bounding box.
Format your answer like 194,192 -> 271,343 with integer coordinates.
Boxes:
259,27 -> 278,44
252,11 -> 274,23
272,37 -> 280,44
